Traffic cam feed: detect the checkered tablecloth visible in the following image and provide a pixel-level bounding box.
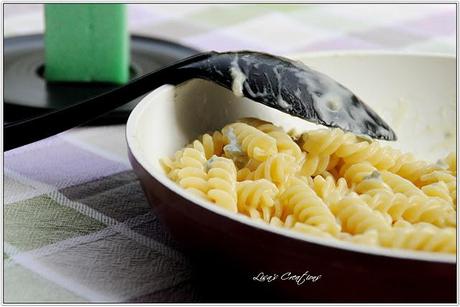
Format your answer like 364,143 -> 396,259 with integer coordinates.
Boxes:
3,3 -> 456,303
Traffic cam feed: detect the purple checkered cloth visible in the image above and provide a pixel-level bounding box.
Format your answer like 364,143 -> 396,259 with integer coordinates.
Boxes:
3,3 -> 456,303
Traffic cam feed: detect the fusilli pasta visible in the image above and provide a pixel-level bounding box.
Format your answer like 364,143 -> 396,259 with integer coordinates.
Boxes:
161,118 -> 456,254
222,122 -> 277,162
207,156 -> 238,212
237,179 -> 279,222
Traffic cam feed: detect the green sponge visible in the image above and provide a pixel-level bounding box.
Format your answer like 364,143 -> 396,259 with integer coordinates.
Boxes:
44,4 -> 129,84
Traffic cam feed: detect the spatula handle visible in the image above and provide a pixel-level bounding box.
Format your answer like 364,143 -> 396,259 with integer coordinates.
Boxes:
4,52 -> 213,151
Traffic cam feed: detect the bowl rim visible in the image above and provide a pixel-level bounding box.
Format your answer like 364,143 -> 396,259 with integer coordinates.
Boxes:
285,50 -> 455,60
126,51 -> 456,264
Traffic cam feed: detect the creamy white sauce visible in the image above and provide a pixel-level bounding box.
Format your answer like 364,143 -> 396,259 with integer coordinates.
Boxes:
294,88 -> 302,100
289,59 -> 392,139
229,56 -> 247,97
272,65 -> 292,110
231,54 -> 393,140
239,56 -> 273,100
243,83 -> 269,98
293,66 -> 350,124
239,55 -> 294,111
223,127 -> 243,156
391,98 -> 410,130
373,95 -> 455,161
277,96 -> 292,110
223,127 -> 247,167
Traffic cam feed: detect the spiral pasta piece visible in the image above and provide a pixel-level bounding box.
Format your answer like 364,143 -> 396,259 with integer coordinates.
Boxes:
393,160 -> 443,186
223,123 -> 277,162
235,158 -> 260,181
301,128 -> 398,170
207,156 -> 238,212
338,141 -> 398,170
196,131 -> 227,160
266,215 -> 298,229
380,223 -> 456,253
237,179 -> 279,222
339,162 -> 378,186
280,180 -> 340,236
421,181 -> 453,204
160,147 -> 190,181
360,192 -> 454,227
420,170 -> 456,205
252,153 -> 299,187
380,171 -> 425,198
311,175 -> 349,206
174,148 -> 209,199
301,128 -> 451,184
386,152 -> 454,189
237,167 -> 253,181
377,171 -> 454,214
240,118 -> 303,161
382,171 -> 454,221
160,156 -> 175,176
301,128 -> 357,156
354,174 -> 392,195
299,153 -> 337,177
329,194 -> 391,234
356,173 -> 455,227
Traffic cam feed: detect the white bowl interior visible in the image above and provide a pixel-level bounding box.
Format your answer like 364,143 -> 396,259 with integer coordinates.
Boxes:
127,52 -> 456,263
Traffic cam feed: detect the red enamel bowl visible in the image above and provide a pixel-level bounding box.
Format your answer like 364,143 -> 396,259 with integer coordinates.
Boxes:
127,52 -> 456,302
